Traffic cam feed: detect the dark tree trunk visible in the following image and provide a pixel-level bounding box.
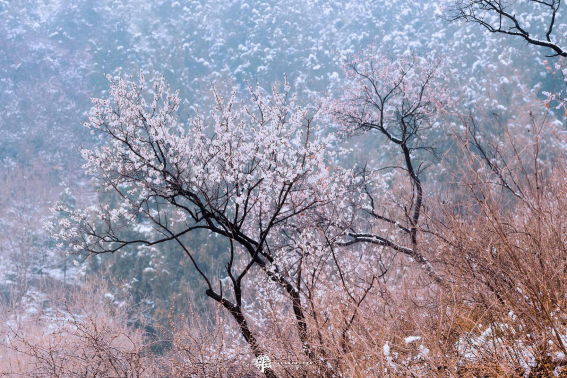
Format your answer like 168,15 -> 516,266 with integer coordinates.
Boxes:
206,289 -> 278,378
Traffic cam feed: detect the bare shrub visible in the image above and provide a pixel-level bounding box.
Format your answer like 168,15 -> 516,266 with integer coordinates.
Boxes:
0,277 -> 156,377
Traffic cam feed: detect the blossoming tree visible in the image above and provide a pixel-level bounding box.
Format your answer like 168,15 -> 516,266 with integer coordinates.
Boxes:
49,48 -> 453,376
48,72 -> 355,377
329,49 -> 450,283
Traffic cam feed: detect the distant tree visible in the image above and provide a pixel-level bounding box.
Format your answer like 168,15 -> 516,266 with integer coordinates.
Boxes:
445,0 -> 566,58
329,49 -> 450,284
445,0 -> 567,157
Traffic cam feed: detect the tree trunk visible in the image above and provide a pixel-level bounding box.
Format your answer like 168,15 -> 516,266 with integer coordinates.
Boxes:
206,289 -> 278,378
